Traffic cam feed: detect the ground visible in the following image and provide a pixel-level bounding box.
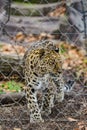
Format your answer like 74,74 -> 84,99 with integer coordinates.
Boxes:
0,85 -> 87,130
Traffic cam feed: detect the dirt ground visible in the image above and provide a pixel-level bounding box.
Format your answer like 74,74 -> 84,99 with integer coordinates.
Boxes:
0,85 -> 87,130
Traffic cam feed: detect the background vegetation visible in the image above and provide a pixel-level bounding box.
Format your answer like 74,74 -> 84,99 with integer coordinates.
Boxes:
13,0 -> 59,3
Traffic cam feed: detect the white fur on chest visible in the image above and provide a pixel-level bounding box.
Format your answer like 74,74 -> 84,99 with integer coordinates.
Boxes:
35,74 -> 50,90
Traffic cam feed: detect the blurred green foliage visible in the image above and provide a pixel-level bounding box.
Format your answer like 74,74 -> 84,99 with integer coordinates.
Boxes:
0,89 -> 5,94
13,0 -> 58,3
0,81 -> 23,94
60,44 -> 67,54
7,81 -> 22,92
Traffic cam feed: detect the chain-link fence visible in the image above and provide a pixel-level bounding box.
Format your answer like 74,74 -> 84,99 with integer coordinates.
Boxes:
0,0 -> 87,130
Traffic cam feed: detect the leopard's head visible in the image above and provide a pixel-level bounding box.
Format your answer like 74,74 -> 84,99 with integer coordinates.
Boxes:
39,48 -> 62,76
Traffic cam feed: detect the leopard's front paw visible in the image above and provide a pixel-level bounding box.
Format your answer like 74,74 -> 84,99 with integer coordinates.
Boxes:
41,108 -> 52,116
56,93 -> 64,102
30,114 -> 44,123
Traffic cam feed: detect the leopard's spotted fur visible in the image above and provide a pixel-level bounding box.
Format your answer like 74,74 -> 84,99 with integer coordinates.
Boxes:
24,40 -> 74,123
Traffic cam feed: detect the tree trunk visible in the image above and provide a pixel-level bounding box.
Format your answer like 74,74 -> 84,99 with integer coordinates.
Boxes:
81,0 -> 87,53
0,92 -> 26,105
0,53 -> 24,80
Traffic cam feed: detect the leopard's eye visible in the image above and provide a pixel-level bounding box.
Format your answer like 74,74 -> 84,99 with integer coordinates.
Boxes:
55,48 -> 59,53
49,59 -> 55,65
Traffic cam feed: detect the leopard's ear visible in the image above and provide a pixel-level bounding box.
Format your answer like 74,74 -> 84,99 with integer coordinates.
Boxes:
55,48 -> 59,53
39,48 -> 45,59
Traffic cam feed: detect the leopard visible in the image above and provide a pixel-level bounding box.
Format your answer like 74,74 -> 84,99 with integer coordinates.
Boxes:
23,40 -> 74,123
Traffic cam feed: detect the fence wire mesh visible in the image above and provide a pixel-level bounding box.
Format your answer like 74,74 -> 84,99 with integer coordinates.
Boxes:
0,0 -> 87,130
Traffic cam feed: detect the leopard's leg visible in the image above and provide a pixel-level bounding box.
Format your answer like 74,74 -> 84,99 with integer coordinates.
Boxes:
41,85 -> 54,115
53,74 -> 64,102
25,86 -> 44,123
